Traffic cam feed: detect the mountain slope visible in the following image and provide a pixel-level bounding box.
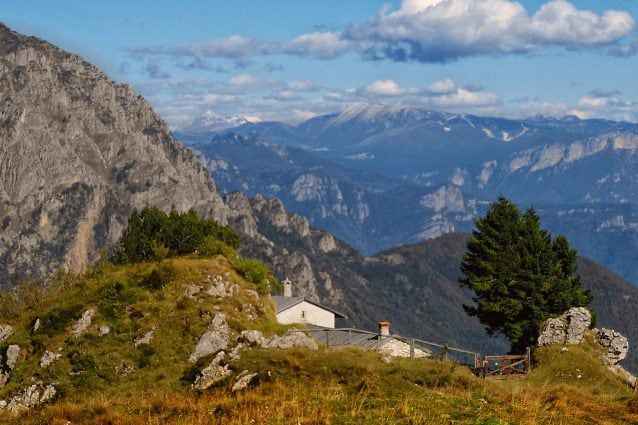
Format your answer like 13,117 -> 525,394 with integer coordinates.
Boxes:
0,23 -> 226,284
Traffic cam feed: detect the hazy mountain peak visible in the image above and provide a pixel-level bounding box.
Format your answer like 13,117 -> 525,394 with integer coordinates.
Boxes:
178,111 -> 262,134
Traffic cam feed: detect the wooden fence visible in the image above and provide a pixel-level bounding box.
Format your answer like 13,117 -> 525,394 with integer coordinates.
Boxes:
482,348 -> 531,379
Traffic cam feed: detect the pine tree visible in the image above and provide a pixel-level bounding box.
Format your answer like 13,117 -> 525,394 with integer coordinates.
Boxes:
459,196 -> 592,353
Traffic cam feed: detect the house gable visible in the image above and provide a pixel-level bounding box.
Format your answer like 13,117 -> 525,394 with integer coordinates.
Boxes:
276,300 -> 337,328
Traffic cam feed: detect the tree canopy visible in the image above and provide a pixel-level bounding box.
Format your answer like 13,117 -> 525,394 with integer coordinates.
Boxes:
459,196 -> 593,353
110,206 -> 239,264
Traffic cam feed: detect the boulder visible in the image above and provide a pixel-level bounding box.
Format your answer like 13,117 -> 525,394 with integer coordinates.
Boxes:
189,313 -> 231,362
71,309 -> 95,336
193,351 -> 231,390
3,383 -> 56,412
537,307 -> 591,346
238,330 -> 265,346
265,331 -> 318,350
231,370 -> 258,392
134,328 -> 155,347
5,345 -> 19,370
596,328 -> 629,365
378,338 -> 430,359
39,351 -> 61,368
0,325 -> 13,341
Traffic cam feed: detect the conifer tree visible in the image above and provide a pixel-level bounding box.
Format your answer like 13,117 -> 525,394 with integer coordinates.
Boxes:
459,196 -> 592,353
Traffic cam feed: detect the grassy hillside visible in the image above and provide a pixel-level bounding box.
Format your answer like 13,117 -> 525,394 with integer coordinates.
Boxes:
0,253 -> 635,423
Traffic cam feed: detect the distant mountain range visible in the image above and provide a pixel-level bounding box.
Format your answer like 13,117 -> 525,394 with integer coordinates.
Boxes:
177,105 -> 638,285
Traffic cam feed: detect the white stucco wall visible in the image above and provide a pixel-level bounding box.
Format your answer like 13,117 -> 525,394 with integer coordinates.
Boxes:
277,301 -> 336,328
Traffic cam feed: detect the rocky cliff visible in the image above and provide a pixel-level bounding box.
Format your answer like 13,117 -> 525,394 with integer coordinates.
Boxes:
0,23 -> 226,283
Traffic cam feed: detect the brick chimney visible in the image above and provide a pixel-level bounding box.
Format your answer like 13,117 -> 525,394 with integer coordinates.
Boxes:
378,321 -> 390,337
283,278 -> 292,297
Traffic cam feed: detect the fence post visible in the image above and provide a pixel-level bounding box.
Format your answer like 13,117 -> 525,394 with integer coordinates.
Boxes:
444,343 -> 449,361
325,329 -> 329,348
526,347 -> 531,373
483,358 -> 488,379
348,329 -> 352,346
410,339 -> 415,359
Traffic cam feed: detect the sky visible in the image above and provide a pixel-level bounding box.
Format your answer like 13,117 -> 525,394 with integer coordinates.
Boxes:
2,0 -> 638,127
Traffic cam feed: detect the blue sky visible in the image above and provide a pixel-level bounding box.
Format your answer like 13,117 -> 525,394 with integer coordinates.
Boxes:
2,0 -> 638,127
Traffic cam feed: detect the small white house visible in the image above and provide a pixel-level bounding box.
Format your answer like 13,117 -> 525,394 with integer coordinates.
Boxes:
271,278 -> 347,328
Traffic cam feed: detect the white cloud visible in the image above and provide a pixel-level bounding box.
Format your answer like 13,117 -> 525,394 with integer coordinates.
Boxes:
365,79 -> 406,96
578,97 -> 608,108
228,73 -> 260,87
426,79 -> 456,95
344,0 -> 635,62
429,88 -> 500,107
283,32 -> 350,59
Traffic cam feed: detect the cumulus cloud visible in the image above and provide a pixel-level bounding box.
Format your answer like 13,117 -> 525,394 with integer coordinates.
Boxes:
287,80 -> 319,91
428,87 -> 501,108
344,0 -> 635,62
283,32 -> 351,59
365,79 -> 406,96
425,79 -> 456,95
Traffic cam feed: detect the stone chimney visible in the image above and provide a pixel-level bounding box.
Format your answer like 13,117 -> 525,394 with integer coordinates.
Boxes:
378,321 -> 390,337
283,278 -> 292,297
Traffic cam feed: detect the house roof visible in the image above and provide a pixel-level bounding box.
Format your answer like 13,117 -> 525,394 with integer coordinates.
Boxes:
271,296 -> 348,319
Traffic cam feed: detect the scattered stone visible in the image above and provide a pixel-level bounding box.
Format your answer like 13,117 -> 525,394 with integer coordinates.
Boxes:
189,313 -> 231,362
32,319 -> 41,333
71,309 -> 95,336
596,328 -> 629,366
205,275 -> 239,298
5,345 -> 19,370
39,351 -> 61,368
560,347 -> 569,354
4,383 -> 56,411
184,284 -> 202,299
239,330 -> 265,347
231,370 -> 258,392
98,326 -> 111,336
265,332 -> 318,350
245,289 -> 259,299
229,343 -> 244,361
115,363 -> 135,377
0,325 -> 13,341
134,327 -> 156,347
537,307 -> 591,346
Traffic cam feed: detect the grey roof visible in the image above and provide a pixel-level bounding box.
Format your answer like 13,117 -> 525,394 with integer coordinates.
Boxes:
305,328 -> 381,349
271,296 -> 348,319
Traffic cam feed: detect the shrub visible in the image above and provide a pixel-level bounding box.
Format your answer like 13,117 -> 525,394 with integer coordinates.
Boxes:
141,263 -> 176,291
234,258 -> 281,294
96,280 -> 135,319
197,236 -> 237,260
110,207 -> 240,264
39,303 -> 84,336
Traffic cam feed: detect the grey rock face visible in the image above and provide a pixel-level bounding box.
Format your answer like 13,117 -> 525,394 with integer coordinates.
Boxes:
596,328 -> 629,365
0,23 -> 226,284
189,313 -> 231,362
98,326 -> 111,336
193,351 -> 231,390
71,309 -> 95,336
537,307 -> 592,346
378,338 -> 430,359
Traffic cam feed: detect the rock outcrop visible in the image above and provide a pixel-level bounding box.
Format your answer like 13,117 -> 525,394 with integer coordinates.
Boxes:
0,23 -> 226,284
189,313 -> 231,362
596,328 -> 629,366
537,307 -> 592,346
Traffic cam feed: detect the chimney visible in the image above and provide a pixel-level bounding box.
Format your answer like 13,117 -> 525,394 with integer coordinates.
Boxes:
378,321 -> 390,337
283,278 -> 292,297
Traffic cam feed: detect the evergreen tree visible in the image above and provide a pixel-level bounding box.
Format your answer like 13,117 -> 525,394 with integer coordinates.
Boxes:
459,196 -> 592,353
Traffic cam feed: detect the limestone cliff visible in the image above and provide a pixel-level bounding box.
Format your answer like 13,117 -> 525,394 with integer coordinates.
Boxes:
0,23 -> 226,283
